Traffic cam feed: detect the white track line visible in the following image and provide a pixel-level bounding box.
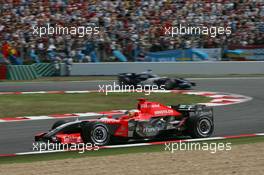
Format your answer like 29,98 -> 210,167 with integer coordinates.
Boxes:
10,133 -> 264,156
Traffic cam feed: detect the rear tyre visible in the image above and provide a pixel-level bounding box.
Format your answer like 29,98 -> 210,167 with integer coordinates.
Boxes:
51,120 -> 66,130
186,115 -> 214,138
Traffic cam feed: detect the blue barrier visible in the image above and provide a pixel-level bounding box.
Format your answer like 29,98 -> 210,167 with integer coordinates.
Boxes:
225,50 -> 244,55
225,49 -> 264,61
192,49 -> 209,60
146,49 -> 209,62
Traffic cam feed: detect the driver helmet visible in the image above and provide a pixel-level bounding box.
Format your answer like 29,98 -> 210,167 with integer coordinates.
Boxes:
127,109 -> 140,117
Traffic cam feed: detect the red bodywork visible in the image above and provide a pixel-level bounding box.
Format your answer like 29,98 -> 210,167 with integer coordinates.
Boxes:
99,98 -> 181,138
39,99 -> 183,144
56,133 -> 83,144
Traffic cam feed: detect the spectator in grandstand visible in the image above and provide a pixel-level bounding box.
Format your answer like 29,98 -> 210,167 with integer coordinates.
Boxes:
0,0 -> 263,63
0,52 -> 7,64
29,47 -> 40,63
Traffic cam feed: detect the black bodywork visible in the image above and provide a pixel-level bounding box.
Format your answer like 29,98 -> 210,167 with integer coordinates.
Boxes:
118,72 -> 196,90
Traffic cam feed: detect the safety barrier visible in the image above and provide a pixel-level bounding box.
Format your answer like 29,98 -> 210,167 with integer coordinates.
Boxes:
62,61 -> 264,76
7,63 -> 55,80
34,63 -> 56,77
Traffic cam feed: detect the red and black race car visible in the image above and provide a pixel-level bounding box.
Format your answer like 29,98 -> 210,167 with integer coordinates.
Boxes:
35,99 -> 214,146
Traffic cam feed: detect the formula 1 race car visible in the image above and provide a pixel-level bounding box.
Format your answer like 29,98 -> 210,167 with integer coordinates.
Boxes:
35,99 -> 214,146
118,71 -> 196,90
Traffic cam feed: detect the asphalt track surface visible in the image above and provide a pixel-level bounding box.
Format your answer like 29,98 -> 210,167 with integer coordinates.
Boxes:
0,77 -> 264,154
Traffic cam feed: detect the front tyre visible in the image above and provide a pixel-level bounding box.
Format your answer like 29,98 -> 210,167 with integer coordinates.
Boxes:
84,123 -> 111,146
187,116 -> 214,138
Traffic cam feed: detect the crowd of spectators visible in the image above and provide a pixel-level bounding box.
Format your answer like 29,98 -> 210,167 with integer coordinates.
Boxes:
0,0 -> 263,64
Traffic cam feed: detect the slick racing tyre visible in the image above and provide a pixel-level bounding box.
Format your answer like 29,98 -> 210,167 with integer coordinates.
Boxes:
51,120 -> 67,130
186,115 -> 214,138
83,122 -> 111,146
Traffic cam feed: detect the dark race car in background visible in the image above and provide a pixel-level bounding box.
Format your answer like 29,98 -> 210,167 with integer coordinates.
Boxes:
118,71 -> 196,90
35,99 -> 214,146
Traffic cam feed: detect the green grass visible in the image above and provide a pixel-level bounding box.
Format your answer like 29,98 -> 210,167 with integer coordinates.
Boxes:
0,92 -> 210,118
0,136 -> 263,164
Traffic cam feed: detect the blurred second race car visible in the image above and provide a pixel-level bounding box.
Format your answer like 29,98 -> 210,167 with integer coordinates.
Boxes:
118,70 -> 196,90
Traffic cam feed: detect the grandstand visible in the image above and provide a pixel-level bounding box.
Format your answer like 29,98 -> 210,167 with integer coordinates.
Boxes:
0,0 -> 263,64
